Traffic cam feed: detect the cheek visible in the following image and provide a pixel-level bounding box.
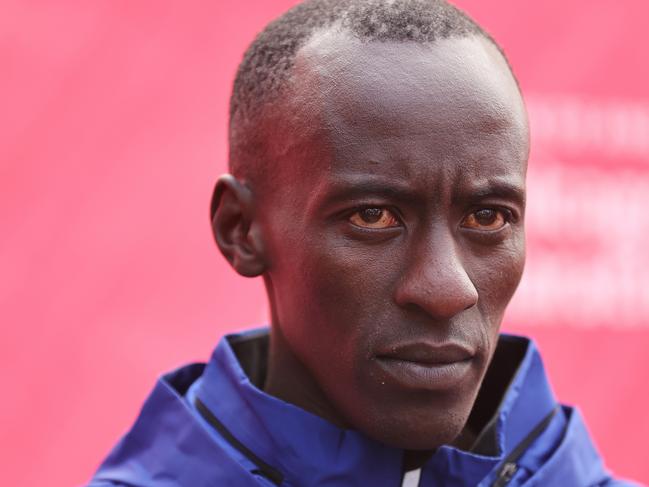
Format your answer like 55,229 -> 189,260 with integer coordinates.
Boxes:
460,234 -> 525,366
276,228 -> 400,313
268,230 -> 401,366
470,233 -> 525,323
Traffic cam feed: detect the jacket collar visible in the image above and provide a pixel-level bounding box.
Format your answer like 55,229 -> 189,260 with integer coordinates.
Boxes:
194,328 -> 558,487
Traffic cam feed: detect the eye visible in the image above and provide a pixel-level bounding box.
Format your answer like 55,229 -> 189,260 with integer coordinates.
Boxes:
461,208 -> 510,231
349,207 -> 400,229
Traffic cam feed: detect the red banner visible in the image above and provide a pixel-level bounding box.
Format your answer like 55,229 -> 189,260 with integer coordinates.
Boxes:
1,1 -> 647,485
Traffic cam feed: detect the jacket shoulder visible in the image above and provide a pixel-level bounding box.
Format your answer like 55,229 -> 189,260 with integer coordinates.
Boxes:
526,406 -> 640,486
88,364 -> 271,487
86,482 -> 128,487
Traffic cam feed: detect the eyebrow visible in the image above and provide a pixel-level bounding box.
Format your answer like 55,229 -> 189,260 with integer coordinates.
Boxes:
309,175 -> 526,212
313,177 -> 422,207
458,180 -> 526,207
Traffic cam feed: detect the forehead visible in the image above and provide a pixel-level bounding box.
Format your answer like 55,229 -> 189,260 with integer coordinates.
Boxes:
279,30 -> 528,197
295,30 -> 523,123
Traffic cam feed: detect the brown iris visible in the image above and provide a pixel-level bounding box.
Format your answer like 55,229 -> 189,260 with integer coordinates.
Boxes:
349,208 -> 400,229
461,208 -> 507,231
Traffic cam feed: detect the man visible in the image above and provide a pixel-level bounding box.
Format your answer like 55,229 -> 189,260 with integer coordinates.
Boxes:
88,0 -> 636,485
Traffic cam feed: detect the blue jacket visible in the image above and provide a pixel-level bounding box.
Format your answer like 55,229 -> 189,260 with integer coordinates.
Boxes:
88,329 -> 638,486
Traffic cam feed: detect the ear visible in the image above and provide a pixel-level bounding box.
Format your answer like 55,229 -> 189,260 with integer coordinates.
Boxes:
210,174 -> 267,277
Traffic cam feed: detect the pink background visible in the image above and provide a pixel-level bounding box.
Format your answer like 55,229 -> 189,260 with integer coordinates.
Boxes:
2,1 -> 648,485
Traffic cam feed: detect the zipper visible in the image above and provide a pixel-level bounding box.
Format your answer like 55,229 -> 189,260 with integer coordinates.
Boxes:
492,462 -> 517,487
489,405 -> 560,487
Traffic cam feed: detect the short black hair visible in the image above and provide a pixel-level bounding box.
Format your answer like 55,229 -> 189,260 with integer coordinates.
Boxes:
229,0 -> 511,184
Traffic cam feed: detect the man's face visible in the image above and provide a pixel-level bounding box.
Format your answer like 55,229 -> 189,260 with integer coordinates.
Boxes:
256,32 -> 529,449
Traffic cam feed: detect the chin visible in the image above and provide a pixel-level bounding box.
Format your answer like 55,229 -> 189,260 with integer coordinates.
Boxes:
347,392 -> 475,451
376,414 -> 469,451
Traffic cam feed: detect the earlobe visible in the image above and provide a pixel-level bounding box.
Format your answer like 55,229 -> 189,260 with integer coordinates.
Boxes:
210,174 -> 267,277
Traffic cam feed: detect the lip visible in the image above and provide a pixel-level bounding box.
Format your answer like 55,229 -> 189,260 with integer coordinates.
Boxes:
374,342 -> 475,390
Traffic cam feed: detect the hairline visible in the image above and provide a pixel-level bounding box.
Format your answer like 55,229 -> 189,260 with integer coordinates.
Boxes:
228,23 -> 520,189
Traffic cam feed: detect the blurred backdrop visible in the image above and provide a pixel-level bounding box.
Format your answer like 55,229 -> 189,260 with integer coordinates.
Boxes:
1,1 -> 648,485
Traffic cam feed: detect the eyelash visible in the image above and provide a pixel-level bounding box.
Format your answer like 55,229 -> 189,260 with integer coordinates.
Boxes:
474,206 -> 516,223
347,205 -> 404,223
460,207 -> 518,240
340,205 -> 518,244
489,207 -> 517,224
344,206 -> 517,221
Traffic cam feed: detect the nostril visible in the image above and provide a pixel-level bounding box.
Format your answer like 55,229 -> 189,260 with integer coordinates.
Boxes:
464,298 -> 477,311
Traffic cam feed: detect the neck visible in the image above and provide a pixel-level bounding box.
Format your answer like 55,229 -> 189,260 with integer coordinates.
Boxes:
401,424 -> 476,471
402,450 -> 434,471
264,324 -> 348,427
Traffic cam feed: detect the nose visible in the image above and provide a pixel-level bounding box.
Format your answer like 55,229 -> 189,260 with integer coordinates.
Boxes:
394,230 -> 478,320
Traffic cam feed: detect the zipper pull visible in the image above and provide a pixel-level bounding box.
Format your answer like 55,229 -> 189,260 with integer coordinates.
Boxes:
492,462 -> 517,487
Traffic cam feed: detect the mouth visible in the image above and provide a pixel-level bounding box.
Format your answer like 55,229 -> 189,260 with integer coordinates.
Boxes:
374,342 -> 475,391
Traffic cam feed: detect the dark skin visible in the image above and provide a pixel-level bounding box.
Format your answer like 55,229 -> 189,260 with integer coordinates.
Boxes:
212,31 -> 529,470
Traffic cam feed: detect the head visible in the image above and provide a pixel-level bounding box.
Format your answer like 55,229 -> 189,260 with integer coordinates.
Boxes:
212,0 -> 529,452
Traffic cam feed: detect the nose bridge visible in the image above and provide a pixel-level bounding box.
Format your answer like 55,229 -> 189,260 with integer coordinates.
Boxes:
395,223 -> 479,319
